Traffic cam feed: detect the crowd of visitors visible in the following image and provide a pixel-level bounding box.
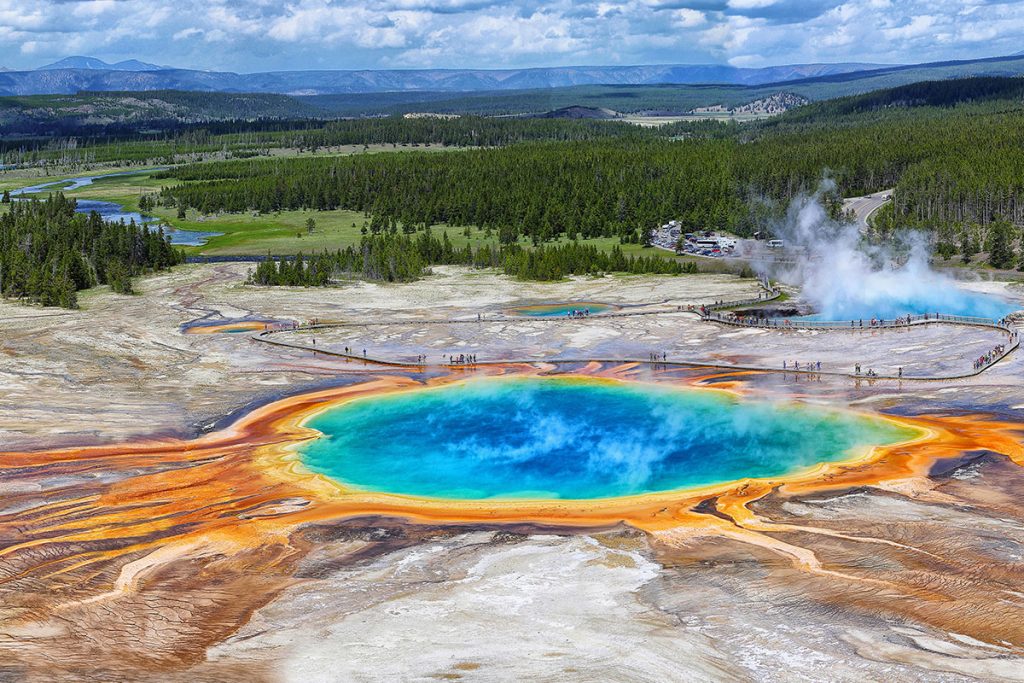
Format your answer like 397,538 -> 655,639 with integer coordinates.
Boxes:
783,360 -> 822,371
974,344 -> 1007,370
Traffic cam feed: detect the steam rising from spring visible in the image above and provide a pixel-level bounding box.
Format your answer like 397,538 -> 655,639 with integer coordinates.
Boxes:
768,186 -> 1015,321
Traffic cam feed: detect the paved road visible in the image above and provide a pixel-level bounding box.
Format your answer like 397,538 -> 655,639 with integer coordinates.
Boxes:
843,189 -> 893,232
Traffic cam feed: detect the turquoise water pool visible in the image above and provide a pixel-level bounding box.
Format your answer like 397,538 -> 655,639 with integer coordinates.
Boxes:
509,302 -> 614,317
801,284 -> 1018,321
299,377 -> 915,500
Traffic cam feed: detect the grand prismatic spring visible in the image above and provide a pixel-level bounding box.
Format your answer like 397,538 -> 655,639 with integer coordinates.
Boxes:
299,377 -> 917,500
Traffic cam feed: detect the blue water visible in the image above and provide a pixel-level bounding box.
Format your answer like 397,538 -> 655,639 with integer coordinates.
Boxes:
510,302 -> 614,317
299,377 -> 915,500
11,170 -> 221,247
73,199 -> 221,247
802,286 -> 1018,322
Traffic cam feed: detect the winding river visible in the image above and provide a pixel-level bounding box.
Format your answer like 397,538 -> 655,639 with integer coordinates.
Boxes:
10,169 -> 221,247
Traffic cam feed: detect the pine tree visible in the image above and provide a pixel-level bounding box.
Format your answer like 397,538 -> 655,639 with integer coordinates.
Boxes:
987,219 -> 1017,269
961,225 -> 978,264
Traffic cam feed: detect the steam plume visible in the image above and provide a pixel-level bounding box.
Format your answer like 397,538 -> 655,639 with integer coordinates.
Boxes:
764,186 -> 1014,321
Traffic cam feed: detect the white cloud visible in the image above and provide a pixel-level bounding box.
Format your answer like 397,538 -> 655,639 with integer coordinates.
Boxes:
882,14 -> 936,40
673,8 -> 706,29
0,0 -> 1021,71
173,27 -> 203,41
727,0 -> 778,9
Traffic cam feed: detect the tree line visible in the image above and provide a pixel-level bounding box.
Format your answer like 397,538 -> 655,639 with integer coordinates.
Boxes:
1,115 -> 653,168
0,194 -> 183,308
249,231 -> 696,286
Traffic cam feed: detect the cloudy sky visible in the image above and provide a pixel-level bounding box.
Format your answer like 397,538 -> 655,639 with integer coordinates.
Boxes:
1,0 -> 1022,72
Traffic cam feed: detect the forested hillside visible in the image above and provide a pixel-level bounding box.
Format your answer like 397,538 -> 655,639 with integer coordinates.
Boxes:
745,78 -> 1024,244
156,78 -> 1024,256
0,91 -> 325,135
157,140 -> 746,242
761,77 -> 1024,123
0,194 -> 182,307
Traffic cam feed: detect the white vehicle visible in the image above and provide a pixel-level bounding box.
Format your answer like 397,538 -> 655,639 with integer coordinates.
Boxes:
694,239 -> 720,250
767,239 -> 785,249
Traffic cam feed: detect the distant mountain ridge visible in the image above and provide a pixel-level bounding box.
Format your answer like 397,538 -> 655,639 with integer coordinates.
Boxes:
3,53 -> 1024,124
0,59 -> 894,96
2,53 -> 1020,100
36,56 -> 168,72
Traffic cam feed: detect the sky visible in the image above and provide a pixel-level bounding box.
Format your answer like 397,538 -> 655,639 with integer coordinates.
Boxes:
0,0 -> 1022,72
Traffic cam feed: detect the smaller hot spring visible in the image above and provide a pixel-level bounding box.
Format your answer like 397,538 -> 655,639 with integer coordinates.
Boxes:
508,302 -> 615,318
181,318 -> 281,334
800,283 -> 1018,322
298,377 -> 916,500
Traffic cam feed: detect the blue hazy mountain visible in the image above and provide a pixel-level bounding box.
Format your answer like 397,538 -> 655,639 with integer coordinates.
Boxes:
2,58 -> 893,96
2,53 -> 1023,98
36,56 -> 168,72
